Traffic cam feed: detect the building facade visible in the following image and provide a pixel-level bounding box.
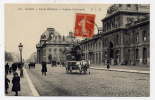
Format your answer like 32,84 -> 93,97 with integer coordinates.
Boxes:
80,4 -> 150,66
36,28 -> 76,64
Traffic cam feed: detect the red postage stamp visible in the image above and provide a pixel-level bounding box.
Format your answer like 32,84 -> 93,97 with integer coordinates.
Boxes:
74,13 -> 96,38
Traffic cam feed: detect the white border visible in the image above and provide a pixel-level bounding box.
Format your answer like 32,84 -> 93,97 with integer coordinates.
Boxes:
0,0 -> 153,100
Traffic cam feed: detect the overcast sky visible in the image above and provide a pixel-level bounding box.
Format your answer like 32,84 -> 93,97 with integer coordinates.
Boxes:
5,4 -> 111,60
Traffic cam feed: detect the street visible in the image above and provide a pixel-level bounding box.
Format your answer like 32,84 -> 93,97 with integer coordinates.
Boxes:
25,64 -> 150,96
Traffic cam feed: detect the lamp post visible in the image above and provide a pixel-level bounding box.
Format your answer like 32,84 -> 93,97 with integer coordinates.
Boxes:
18,43 -> 23,64
18,43 -> 24,77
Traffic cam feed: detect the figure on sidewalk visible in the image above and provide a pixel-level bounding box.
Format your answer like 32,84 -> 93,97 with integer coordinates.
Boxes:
41,62 -> 47,76
5,75 -> 10,94
9,66 -> 12,74
107,60 -> 110,70
12,63 -> 17,73
107,64 -> 110,70
12,72 -> 20,96
5,63 -> 10,75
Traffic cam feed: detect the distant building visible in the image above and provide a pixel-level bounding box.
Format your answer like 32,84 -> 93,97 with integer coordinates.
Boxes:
80,4 -> 150,66
27,52 -> 37,63
36,28 -> 77,63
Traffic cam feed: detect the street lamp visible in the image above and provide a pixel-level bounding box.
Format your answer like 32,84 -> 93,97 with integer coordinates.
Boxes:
18,43 -> 23,64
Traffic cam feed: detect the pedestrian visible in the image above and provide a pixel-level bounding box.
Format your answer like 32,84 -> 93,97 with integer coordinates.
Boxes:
107,63 -> 110,70
28,63 -> 31,69
41,62 -> 47,76
12,72 -> 20,96
5,63 -> 9,75
86,60 -> 91,74
9,66 -> 12,74
5,75 -> 10,94
12,63 -> 17,73
20,68 -> 24,78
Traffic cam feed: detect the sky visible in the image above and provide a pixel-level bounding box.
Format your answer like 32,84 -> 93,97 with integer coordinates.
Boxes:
5,4 -> 112,60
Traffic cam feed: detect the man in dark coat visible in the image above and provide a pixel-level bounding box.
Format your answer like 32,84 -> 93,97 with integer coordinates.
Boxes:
12,72 -> 20,96
12,63 -> 17,73
107,60 -> 110,70
41,62 -> 47,76
9,66 -> 12,74
5,63 -> 9,75
5,75 -> 10,94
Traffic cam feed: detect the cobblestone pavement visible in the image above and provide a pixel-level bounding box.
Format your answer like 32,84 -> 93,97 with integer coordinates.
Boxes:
27,64 -> 150,96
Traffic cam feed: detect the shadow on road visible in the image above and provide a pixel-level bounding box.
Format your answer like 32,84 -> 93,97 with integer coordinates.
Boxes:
66,72 -> 89,75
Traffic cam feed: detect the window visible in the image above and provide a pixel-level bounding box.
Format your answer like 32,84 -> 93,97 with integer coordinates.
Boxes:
63,36 -> 65,41
142,30 -> 147,41
59,48 -> 62,52
127,4 -> 131,8
49,48 -> 51,52
116,35 -> 119,45
143,48 -> 147,64
136,48 -> 139,60
136,32 -> 139,43
55,36 -> 57,41
119,4 -> 122,7
99,42 -> 101,49
54,48 -> 57,52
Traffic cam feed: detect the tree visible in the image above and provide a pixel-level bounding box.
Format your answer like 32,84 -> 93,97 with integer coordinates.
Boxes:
5,51 -> 13,62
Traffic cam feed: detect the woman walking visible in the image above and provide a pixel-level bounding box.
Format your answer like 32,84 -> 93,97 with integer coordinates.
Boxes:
12,72 -> 20,96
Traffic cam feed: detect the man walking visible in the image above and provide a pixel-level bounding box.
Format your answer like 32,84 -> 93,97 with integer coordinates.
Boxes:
41,62 -> 47,76
107,59 -> 110,70
5,63 -> 9,75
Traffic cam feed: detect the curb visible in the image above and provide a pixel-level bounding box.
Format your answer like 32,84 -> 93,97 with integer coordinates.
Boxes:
90,67 -> 150,74
24,68 -> 40,96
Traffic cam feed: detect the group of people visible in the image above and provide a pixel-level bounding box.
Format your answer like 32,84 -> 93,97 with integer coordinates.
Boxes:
5,62 -> 22,96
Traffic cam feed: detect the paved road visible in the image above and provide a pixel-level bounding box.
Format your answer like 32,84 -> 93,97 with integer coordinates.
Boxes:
27,64 -> 150,96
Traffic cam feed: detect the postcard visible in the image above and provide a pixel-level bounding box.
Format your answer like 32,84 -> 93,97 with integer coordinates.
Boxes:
5,3 -> 150,97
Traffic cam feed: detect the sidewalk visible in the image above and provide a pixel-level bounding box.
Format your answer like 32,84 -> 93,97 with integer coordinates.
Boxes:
5,68 -> 35,96
90,65 -> 150,74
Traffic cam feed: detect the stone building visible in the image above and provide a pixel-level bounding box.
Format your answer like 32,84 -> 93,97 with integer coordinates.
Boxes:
36,28 -> 76,64
79,4 -> 150,66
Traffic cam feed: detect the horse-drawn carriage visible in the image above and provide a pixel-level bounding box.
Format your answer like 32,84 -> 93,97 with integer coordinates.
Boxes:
65,60 -> 90,74
64,44 -> 90,74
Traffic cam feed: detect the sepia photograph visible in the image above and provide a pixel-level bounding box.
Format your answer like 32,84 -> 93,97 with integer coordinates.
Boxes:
5,3 -> 150,96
